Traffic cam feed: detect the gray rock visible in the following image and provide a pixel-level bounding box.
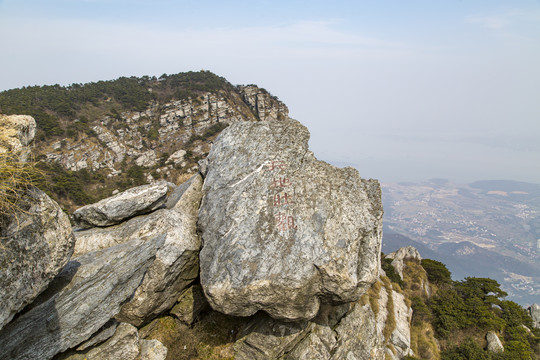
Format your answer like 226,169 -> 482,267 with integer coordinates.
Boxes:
0,114 -> 36,160
76,319 -> 119,351
386,246 -> 421,280
234,313 -> 310,360
330,303 -> 385,360
0,187 -> 75,330
170,284 -> 210,325
115,177 -> 203,326
389,290 -> 413,358
0,236 -> 163,360
63,323 -> 140,360
529,304 -> 540,329
73,204 -> 201,327
198,119 -> 383,321
486,331 -> 504,353
72,182 -> 170,228
139,339 -> 168,360
165,174 -> 203,212
284,332 -> 331,360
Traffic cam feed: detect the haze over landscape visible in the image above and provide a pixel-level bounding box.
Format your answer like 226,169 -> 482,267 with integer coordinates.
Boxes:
1,0 -> 539,183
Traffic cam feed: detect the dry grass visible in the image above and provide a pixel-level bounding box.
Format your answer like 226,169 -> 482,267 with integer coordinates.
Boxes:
368,280 -> 383,316
381,276 -> 396,341
0,152 -> 42,217
140,311 -> 247,360
410,322 -> 440,360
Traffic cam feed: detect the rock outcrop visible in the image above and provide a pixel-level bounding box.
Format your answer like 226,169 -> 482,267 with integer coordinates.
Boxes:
0,114 -> 36,160
73,175 -> 202,326
72,181 -> 172,228
486,331 -> 504,353
0,106 -> 399,359
386,245 -> 422,280
0,237 -> 163,360
0,114 -> 74,331
42,85 -> 288,176
530,304 -> 540,329
198,119 -> 383,321
0,187 -> 75,330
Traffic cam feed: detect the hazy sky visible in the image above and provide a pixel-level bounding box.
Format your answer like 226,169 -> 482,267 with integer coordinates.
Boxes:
1,0 -> 539,183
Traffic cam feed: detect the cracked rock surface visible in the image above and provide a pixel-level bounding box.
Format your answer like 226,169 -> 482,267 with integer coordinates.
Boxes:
198,119 -> 383,321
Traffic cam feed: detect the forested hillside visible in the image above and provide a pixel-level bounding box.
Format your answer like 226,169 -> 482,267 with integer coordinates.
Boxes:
381,254 -> 540,360
0,71 -> 288,212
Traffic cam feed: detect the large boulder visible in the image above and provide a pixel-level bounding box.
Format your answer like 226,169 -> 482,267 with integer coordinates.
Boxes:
0,236 -> 163,360
198,119 -> 383,321
0,187 -> 75,330
74,175 -> 203,326
72,181 -> 171,228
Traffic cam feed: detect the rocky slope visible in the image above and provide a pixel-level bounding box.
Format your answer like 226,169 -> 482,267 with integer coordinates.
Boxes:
1,116 -> 413,360
0,72 -> 289,212
2,79 -> 538,359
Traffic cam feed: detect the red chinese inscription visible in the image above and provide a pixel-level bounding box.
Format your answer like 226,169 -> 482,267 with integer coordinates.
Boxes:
273,192 -> 294,206
275,212 -> 298,232
265,160 -> 298,232
266,160 -> 287,171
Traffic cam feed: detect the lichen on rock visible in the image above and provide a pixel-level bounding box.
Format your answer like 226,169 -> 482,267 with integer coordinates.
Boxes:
198,119 -> 383,321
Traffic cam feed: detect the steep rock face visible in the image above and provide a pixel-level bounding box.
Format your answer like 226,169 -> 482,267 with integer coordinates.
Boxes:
0,237 -> 163,360
43,86 -> 288,175
198,119 -> 383,321
389,290 -> 414,359
238,85 -> 289,121
0,187 -> 75,330
530,304 -> 540,329
72,181 -> 171,228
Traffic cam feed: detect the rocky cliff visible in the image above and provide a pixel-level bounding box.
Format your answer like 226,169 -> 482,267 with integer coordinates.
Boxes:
0,72 -> 290,212
0,113 -> 422,360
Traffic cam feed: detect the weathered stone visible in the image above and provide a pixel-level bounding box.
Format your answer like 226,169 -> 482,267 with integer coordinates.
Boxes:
237,85 -> 289,121
139,339 -> 168,360
165,173 -> 203,212
284,332 -> 331,360
0,114 -> 36,160
170,284 -> 210,325
63,323 -> 140,360
486,331 -> 504,353
0,187 -> 75,330
166,149 -> 187,165
0,236 -> 163,360
234,313 -> 310,360
386,246 -> 421,280
529,303 -> 540,328
76,319 -> 119,351
330,303 -> 385,360
115,178 -> 202,326
72,182 -> 170,228
389,290 -> 413,358
198,119 -> 383,321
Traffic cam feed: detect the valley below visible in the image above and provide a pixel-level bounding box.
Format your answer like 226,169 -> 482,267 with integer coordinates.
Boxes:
381,179 -> 540,305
